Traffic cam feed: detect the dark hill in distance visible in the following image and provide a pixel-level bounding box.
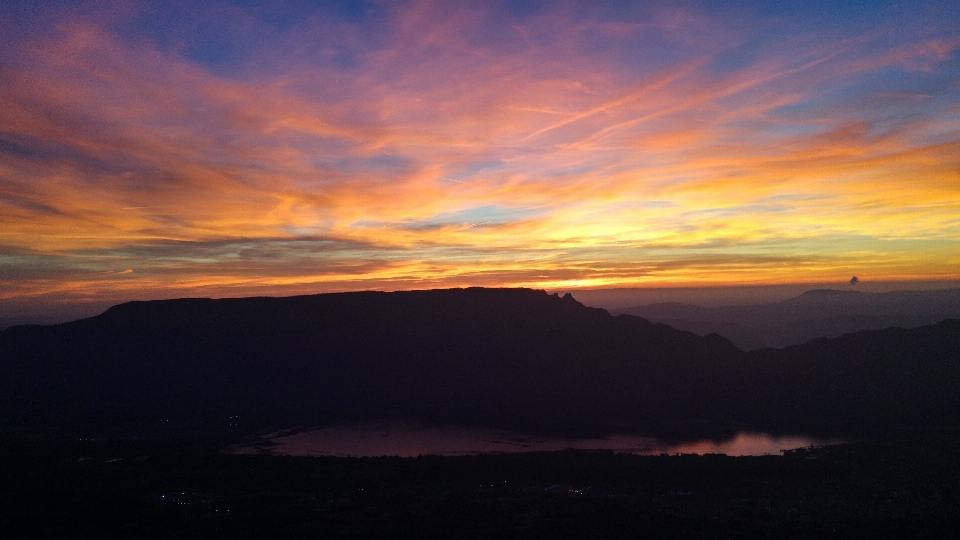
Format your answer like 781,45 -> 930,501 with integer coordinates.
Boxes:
0,289 -> 743,439
614,288 -> 960,350
2,288 -> 959,440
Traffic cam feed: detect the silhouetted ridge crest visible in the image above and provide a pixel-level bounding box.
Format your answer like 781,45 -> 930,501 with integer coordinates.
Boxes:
2,288 -> 958,439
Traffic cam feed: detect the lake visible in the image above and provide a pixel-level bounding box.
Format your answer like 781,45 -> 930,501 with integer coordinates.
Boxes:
229,421 -> 842,457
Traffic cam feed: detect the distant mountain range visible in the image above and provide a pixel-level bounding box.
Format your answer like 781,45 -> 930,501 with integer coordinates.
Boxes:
614,288 -> 960,350
2,288 -> 958,440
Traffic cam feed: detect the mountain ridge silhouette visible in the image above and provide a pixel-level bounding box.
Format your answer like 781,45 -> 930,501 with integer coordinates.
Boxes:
2,287 -> 958,439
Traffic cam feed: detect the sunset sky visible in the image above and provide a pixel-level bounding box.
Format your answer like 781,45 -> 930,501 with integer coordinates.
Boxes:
2,0 -> 959,313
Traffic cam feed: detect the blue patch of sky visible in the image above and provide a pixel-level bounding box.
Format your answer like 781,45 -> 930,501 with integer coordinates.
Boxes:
0,0 -> 77,46
435,205 -> 542,224
765,70 -> 957,148
703,35 -> 771,76
768,69 -> 918,120
500,0 -> 552,18
354,205 -> 545,231
331,48 -> 358,70
95,1 -> 388,77
704,0 -> 922,33
609,30 -> 699,75
405,205 -> 543,230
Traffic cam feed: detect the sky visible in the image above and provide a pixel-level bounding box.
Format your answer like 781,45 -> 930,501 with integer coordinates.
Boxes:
1,0 -> 959,316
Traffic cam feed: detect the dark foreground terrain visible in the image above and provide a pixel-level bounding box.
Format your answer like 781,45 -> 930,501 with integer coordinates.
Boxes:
3,288 -> 959,439
3,432 -> 959,539
3,288 -> 959,537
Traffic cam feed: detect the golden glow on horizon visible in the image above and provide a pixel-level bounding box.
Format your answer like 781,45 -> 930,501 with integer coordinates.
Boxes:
1,2 -> 959,304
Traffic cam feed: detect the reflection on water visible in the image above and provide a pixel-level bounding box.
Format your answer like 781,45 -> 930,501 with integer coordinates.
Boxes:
230,421 -> 842,457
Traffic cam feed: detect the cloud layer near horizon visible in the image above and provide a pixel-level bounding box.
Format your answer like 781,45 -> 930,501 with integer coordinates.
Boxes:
2,0 -> 959,305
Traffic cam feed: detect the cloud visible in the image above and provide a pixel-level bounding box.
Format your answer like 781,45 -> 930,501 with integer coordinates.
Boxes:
1,0 -> 959,305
